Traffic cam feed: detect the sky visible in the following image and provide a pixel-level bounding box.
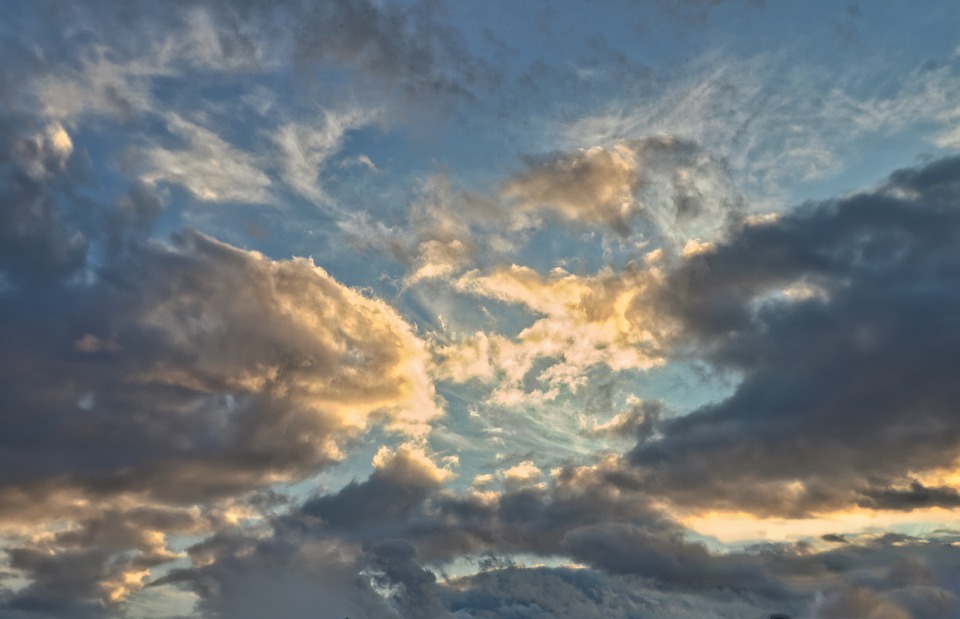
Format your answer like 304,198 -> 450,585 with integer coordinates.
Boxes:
1,1 -> 960,618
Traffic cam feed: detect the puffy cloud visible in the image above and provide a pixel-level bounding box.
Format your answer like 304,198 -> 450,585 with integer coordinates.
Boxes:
1,229 -> 440,504
0,116 -> 87,285
0,225 -> 440,611
300,445 -> 452,539
502,144 -> 640,235
436,259 -> 673,405
151,443 -> 960,619
500,136 -> 741,244
160,534 -> 399,619
620,154 -> 960,516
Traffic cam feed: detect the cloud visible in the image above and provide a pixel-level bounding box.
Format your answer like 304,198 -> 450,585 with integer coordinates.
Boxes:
152,446 -> 960,619
289,0 -> 493,98
300,445 -> 452,538
0,224 -> 440,610
500,136 -> 742,244
275,107 -> 380,207
2,229 -> 440,502
502,144 -> 640,236
160,534 -> 399,619
435,258 -> 673,405
620,154 -> 960,516
565,51 -> 960,208
142,114 -> 272,204
0,116 -> 87,285
560,523 -> 787,596
814,587 -> 911,619
858,482 -> 960,512
22,0 -> 491,123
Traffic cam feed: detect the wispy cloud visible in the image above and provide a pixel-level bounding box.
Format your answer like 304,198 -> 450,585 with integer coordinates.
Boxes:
142,114 -> 272,203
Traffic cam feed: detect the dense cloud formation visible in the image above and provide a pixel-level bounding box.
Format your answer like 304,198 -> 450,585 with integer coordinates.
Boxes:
1,230 -> 438,504
0,110 -> 438,612
159,450 -> 960,619
626,155 -> 960,516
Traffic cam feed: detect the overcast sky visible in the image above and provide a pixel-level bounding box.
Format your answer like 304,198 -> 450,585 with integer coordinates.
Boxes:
2,1 -> 960,618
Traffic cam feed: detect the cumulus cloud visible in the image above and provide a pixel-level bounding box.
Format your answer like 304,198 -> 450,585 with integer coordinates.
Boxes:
502,144 -> 641,235
156,453 -> 960,619
435,258 -> 673,405
0,223 -> 440,610
1,229 -> 440,501
619,154 -> 960,517
500,136 -> 742,245
0,116 -> 87,285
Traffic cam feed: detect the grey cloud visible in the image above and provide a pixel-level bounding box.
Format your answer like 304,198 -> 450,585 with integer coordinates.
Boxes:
275,445 -> 673,563
0,221 -> 437,611
1,228 -> 436,504
290,0 -> 493,98
159,533 -> 399,619
821,534 -> 849,544
301,449 -> 447,536
858,482 -> 960,512
589,399 -> 664,442
444,565 -> 802,619
560,523 -> 789,596
11,0 -> 492,122
364,539 -> 450,619
624,154 -> 960,516
158,455 -> 960,618
0,116 -> 87,285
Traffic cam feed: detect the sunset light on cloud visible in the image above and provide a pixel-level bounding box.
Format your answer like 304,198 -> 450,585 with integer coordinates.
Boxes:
2,2 -> 960,618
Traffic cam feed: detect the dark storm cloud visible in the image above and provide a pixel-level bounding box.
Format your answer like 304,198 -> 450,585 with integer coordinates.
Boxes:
299,447 -> 450,539
158,532 -> 401,619
364,538 -> 449,619
623,154 -> 960,515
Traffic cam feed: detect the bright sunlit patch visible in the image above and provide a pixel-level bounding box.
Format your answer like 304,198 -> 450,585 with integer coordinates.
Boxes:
682,507 -> 960,546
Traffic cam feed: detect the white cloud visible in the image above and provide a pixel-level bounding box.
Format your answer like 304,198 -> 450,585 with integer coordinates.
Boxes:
142,114 -> 271,203
275,108 -> 381,208
433,262 -> 674,406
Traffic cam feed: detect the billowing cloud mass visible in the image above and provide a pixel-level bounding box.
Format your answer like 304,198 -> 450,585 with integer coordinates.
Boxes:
3,1 -> 960,618
624,155 -> 960,516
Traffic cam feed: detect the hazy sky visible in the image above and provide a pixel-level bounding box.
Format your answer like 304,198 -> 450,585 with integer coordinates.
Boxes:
2,1 -> 960,618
